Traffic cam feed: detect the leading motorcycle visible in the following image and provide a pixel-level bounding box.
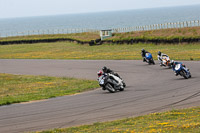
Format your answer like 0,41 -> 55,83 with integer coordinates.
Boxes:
144,53 -> 155,65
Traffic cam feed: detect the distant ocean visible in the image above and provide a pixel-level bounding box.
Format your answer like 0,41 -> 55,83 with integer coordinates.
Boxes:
0,5 -> 200,37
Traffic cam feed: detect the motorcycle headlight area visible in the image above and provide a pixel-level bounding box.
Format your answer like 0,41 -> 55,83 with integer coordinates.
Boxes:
175,64 -> 181,70
100,79 -> 104,84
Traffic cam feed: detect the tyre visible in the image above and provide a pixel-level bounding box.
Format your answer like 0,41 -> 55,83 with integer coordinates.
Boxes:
122,81 -> 126,87
152,60 -> 155,65
149,59 -> 155,65
119,87 -> 124,91
182,70 -> 188,79
105,83 -> 116,93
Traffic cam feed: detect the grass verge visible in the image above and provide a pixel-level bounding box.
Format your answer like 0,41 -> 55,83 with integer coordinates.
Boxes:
1,27 -> 200,45
0,73 -> 99,106
0,42 -> 200,60
35,107 -> 200,133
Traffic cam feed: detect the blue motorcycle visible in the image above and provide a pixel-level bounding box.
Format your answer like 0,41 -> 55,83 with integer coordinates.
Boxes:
144,53 -> 155,65
173,63 -> 191,79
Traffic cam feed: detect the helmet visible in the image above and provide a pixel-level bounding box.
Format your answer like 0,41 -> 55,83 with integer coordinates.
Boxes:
141,49 -> 145,52
102,66 -> 107,73
171,60 -> 175,66
97,70 -> 103,77
158,51 -> 161,56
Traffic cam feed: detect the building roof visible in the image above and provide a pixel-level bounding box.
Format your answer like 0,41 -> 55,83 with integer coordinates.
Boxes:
100,29 -> 112,31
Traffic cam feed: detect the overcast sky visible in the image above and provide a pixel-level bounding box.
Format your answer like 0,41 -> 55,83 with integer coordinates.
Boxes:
0,0 -> 200,19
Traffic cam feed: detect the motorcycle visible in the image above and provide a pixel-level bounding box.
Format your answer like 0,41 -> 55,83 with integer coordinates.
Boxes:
144,53 -> 155,65
174,63 -> 191,79
98,73 -> 126,93
161,55 -> 171,68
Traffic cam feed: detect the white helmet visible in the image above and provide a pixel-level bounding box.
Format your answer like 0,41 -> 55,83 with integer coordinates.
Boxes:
171,60 -> 175,65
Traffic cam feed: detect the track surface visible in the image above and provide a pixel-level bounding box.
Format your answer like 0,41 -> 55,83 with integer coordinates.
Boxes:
0,59 -> 200,133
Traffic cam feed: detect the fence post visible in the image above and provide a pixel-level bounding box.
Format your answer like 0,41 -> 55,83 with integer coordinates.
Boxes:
172,23 -> 174,28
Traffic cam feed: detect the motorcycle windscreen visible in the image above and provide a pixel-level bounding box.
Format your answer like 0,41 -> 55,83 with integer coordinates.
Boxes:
145,53 -> 152,60
175,64 -> 181,71
98,75 -> 105,85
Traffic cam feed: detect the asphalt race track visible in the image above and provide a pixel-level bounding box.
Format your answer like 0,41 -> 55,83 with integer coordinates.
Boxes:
0,59 -> 200,133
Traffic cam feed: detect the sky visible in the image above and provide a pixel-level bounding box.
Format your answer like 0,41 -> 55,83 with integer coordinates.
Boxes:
0,0 -> 200,19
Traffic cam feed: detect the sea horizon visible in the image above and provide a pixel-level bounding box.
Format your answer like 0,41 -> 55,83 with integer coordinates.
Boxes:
0,4 -> 200,37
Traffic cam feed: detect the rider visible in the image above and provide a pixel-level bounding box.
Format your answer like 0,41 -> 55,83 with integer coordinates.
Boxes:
102,66 -> 120,78
171,60 -> 189,76
102,66 -> 122,86
141,49 -> 149,62
157,51 -> 169,66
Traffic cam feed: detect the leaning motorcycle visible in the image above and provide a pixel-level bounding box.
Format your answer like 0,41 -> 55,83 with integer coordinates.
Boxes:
98,73 -> 126,93
174,64 -> 191,79
144,53 -> 155,65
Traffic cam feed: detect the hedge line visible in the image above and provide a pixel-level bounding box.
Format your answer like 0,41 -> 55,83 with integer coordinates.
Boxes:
101,37 -> 200,45
0,38 -> 89,45
1,37 -> 200,46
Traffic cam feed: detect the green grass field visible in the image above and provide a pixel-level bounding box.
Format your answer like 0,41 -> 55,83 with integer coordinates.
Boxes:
1,29 -> 200,132
0,73 -> 99,106
0,42 -> 200,60
36,107 -> 200,133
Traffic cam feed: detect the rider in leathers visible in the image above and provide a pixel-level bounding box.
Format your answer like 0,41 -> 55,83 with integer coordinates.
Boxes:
141,49 -> 149,62
157,51 -> 169,66
102,66 -> 123,86
171,60 -> 189,76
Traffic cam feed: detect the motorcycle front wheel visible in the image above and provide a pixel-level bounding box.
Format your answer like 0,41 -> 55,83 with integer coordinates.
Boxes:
105,83 -> 116,93
181,70 -> 189,79
122,81 -> 126,88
